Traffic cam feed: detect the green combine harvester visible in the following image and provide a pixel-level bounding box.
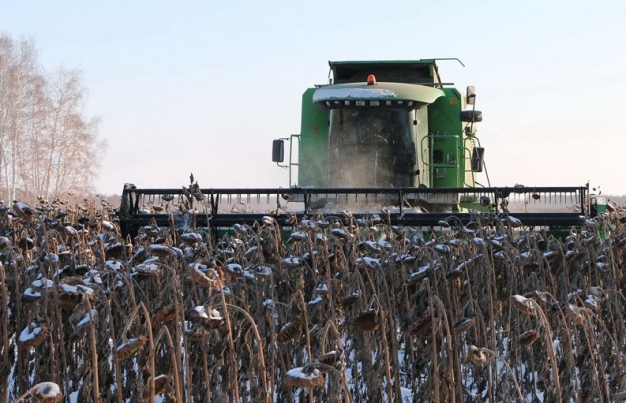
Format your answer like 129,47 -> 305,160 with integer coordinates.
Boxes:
273,58 -> 487,210
119,59 -> 597,237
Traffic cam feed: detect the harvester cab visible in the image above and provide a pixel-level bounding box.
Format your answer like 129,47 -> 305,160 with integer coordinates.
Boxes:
272,59 -> 487,212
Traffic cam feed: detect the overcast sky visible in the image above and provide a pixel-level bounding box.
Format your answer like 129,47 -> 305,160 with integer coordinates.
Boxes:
2,1 -> 626,196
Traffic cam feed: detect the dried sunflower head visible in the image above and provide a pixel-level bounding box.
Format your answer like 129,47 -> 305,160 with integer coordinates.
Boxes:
468,345 -> 488,366
283,366 -> 324,389
519,330 -> 540,346
278,317 -> 303,343
116,336 -> 148,360
511,295 -> 534,315
32,381 -> 63,403
352,309 -> 380,332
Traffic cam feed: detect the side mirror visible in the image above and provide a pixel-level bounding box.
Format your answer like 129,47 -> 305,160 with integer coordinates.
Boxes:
466,86 -> 476,105
460,110 -> 482,123
272,139 -> 284,163
471,147 -> 484,172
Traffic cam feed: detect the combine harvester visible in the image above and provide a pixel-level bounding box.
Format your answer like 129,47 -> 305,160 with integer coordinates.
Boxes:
119,59 -> 600,237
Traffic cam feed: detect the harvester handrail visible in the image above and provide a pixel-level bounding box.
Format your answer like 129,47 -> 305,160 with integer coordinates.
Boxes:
121,184 -> 588,216
126,185 -> 586,195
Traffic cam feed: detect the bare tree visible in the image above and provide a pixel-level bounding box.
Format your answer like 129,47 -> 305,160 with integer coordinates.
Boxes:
0,34 -> 105,202
0,35 -> 41,202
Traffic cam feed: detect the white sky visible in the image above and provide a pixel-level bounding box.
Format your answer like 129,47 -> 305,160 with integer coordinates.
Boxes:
2,0 -> 626,196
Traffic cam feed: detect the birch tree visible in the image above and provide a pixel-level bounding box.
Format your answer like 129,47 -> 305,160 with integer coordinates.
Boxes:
0,34 -> 105,201
0,35 -> 40,201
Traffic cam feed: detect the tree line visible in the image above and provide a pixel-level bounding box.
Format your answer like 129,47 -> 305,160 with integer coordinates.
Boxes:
0,34 -> 105,203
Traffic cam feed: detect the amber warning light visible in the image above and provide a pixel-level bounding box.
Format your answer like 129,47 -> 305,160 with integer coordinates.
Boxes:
366,74 -> 376,85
